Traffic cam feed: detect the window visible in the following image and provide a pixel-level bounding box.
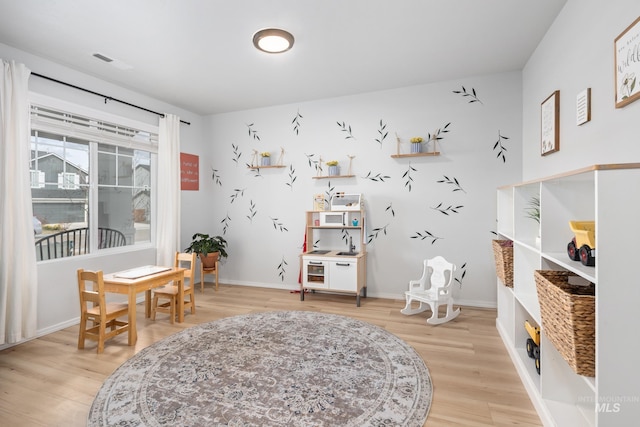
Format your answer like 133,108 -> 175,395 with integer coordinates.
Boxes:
30,100 -> 158,261
58,172 -> 79,189
30,170 -> 45,188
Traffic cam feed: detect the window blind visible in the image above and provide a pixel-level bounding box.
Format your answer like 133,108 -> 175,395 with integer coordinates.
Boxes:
30,104 -> 158,152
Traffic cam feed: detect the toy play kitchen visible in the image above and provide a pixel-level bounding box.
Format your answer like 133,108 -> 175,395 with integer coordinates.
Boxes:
300,193 -> 367,306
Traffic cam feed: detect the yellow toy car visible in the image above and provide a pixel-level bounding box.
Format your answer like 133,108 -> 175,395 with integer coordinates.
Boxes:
567,220 -> 595,266
525,320 -> 540,374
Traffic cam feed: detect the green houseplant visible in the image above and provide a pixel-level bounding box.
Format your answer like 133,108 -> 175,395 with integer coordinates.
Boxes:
525,196 -> 541,246
525,196 -> 540,224
185,233 -> 228,268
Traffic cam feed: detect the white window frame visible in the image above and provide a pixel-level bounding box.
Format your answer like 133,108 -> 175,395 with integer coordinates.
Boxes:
29,92 -> 159,255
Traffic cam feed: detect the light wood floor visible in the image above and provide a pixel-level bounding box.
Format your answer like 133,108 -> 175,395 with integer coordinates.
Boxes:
0,284 -> 541,426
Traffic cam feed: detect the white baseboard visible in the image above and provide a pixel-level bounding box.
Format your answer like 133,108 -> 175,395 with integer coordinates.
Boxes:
218,280 -> 497,309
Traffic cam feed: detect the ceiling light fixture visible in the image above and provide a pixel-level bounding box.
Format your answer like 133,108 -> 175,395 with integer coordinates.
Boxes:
252,28 -> 294,54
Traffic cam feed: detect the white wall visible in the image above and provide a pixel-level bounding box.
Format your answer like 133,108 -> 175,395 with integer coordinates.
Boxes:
1,35 -> 526,342
522,0 -> 640,180
205,72 -> 523,306
0,43 -> 207,338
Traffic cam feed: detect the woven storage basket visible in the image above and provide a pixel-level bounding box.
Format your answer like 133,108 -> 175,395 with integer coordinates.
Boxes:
534,270 -> 595,376
492,240 -> 513,287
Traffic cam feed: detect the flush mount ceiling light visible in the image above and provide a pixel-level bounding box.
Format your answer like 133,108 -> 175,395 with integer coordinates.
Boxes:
252,28 -> 294,54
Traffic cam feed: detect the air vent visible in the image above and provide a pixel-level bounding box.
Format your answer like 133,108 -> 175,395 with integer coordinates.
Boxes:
92,53 -> 113,63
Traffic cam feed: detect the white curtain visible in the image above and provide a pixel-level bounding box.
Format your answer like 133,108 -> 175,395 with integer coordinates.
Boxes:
155,114 -> 181,266
0,59 -> 37,344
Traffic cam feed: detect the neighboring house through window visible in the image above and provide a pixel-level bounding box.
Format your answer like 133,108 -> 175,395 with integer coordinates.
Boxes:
30,94 -> 158,260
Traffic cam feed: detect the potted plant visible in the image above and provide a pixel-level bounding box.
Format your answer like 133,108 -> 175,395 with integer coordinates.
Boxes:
525,196 -> 540,224
525,196 -> 541,246
410,136 -> 423,153
260,151 -> 271,166
326,160 -> 339,176
185,233 -> 228,268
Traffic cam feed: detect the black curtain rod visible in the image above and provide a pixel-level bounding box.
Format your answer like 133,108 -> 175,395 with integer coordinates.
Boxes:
31,72 -> 191,125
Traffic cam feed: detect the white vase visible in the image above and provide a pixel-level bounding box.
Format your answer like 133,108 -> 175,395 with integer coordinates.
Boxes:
411,143 -> 422,153
328,165 -> 339,176
261,157 -> 270,166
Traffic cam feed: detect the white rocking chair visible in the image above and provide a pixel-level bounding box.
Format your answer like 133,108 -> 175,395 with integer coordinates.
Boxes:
400,256 -> 460,325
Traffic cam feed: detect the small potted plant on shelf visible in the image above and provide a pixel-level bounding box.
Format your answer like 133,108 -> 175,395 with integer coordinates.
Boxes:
260,152 -> 271,166
525,196 -> 540,224
326,160 -> 339,176
410,136 -> 423,153
524,195 -> 541,246
185,233 -> 228,268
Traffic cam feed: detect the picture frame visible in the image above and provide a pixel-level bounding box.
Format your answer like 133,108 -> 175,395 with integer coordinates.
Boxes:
541,90 -> 560,156
576,88 -> 591,126
180,152 -> 199,191
614,16 -> 640,108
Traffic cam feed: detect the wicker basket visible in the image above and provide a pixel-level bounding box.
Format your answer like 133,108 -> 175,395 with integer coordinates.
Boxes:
492,239 -> 513,287
534,270 -> 595,376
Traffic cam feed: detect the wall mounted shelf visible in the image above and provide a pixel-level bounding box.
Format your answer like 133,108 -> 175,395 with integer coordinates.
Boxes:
247,165 -> 286,170
312,175 -> 355,179
391,152 -> 440,158
393,133 -> 441,158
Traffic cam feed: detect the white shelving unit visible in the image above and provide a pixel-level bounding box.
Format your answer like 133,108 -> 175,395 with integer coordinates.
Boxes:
496,163 -> 640,426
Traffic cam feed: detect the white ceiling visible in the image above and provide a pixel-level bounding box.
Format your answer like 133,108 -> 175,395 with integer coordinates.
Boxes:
0,0 -> 566,115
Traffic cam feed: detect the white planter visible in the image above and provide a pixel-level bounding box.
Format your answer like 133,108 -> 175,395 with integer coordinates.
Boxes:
328,165 -> 339,176
261,157 -> 271,166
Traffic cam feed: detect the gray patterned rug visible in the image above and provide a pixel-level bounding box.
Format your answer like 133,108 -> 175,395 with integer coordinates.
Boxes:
88,311 -> 432,426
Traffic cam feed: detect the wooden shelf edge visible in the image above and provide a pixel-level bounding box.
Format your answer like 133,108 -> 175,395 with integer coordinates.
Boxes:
500,162 -> 640,188
391,152 -> 440,158
312,175 -> 356,179
247,165 -> 286,169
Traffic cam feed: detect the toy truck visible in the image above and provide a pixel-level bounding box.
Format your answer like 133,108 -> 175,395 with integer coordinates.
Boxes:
567,220 -> 595,266
525,320 -> 540,374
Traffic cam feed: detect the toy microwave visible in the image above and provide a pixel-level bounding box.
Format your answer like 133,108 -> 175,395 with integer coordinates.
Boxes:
319,211 -> 348,226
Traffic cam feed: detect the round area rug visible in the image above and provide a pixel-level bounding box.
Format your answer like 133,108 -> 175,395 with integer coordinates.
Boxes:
88,311 -> 432,426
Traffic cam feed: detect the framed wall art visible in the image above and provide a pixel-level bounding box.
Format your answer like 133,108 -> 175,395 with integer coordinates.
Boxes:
541,90 -> 560,156
180,152 -> 199,191
614,16 -> 640,108
576,88 -> 591,126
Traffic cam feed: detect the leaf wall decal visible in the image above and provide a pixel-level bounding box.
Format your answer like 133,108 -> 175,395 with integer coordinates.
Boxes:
211,167 -> 222,186
231,143 -> 242,165
246,123 -> 260,141
493,130 -> 510,163
375,119 -> 388,146
410,230 -> 443,244
292,110 -> 303,135
337,120 -> 356,140
363,171 -> 391,182
453,85 -> 484,104
436,175 -> 466,193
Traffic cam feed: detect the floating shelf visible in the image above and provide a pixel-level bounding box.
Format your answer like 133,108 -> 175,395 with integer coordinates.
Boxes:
247,165 -> 286,170
312,175 -> 355,179
391,152 -> 440,158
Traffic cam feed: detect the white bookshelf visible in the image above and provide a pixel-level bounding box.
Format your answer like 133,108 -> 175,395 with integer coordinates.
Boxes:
496,164 -> 640,426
